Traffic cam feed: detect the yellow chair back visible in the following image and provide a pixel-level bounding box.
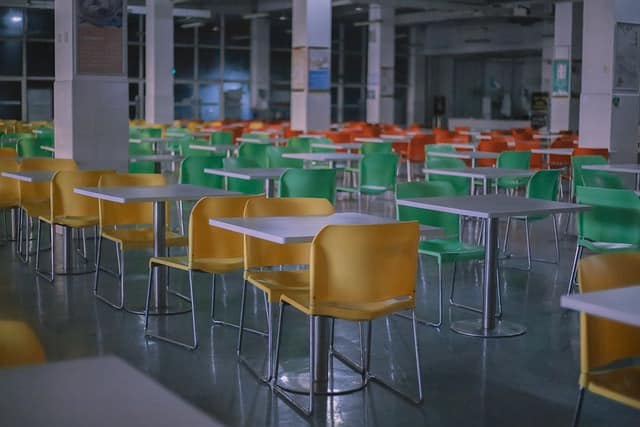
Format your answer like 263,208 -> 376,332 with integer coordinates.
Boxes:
50,170 -> 115,222
578,252 -> 640,382
19,158 -> 77,203
309,222 -> 419,315
98,173 -> 166,228
0,147 -> 17,158
243,197 -> 334,269
0,159 -> 19,205
0,320 -> 46,367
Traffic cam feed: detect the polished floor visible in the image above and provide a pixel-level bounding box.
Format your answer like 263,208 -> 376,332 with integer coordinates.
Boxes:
0,194 -> 638,426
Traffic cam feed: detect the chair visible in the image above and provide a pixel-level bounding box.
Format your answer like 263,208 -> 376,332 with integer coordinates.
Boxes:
0,320 -> 46,367
513,140 -> 542,169
0,159 -> 19,240
285,136 -> 312,153
211,131 -> 233,146
237,142 -> 269,168
396,181 -> 492,327
35,170 -> 114,282
339,153 -> 398,211
476,139 -> 508,167
94,173 -> 187,310
18,134 -> 52,158
180,138 -> 212,157
222,157 -> 265,195
580,169 -> 626,189
237,198 -> 334,383
496,151 -> 531,192
128,141 -> 155,173
145,195 -> 262,350
360,142 -> 392,155
425,144 -> 455,154
273,222 -> 422,415
573,147 -> 609,158
567,187 -> 640,295
177,155 -> 225,233
572,252 -> 640,426
279,168 -> 336,202
266,146 -> 303,168
0,147 -> 17,158
502,170 -> 561,271
402,134 -> 434,181
425,156 -> 471,196
571,155 -> 607,201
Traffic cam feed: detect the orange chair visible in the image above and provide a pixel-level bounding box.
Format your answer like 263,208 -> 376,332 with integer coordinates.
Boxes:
433,128 -> 454,143
549,137 -> 575,169
0,147 -> 17,158
476,139 -> 508,167
514,140 -> 542,169
402,134 -> 435,180
573,147 -> 609,159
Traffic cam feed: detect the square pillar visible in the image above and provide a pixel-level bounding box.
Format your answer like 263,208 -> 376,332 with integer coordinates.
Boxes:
407,26 -> 426,126
366,4 -> 395,124
550,2 -> 573,132
250,17 -> 270,120
145,0 -> 174,125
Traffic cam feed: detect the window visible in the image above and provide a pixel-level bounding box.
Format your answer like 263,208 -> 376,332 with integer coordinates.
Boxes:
0,40 -> 22,75
0,8 -> 24,37
27,9 -> 53,39
224,49 -> 250,81
27,42 -> 54,77
198,48 -> 220,80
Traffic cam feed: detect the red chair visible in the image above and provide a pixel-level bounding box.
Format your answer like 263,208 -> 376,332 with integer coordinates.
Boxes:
573,147 -> 609,158
402,134 -> 435,181
476,139 -> 508,167
433,128 -> 454,143
514,140 -> 542,169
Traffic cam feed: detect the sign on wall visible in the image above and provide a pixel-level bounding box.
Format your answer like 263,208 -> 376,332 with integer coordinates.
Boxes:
614,23 -> 640,92
552,59 -> 570,97
530,92 -> 549,129
76,0 -> 126,75
308,48 -> 330,91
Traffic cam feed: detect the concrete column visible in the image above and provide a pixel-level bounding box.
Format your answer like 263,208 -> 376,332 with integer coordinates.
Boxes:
290,0 -> 331,132
579,0 -> 640,163
407,26 -> 426,126
250,17 -> 270,117
145,0 -> 174,124
366,4 -> 395,124
54,0 -> 128,171
549,2 -> 573,132
540,35 -> 553,93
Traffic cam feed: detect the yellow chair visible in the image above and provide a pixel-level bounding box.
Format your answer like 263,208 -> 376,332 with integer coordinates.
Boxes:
0,159 -> 20,241
0,147 -> 17,158
144,195 -> 262,350
237,197 -> 334,383
273,222 -> 422,415
17,158 -> 77,263
94,173 -> 187,310
573,252 -> 640,426
0,320 -> 46,367
35,170 -> 114,282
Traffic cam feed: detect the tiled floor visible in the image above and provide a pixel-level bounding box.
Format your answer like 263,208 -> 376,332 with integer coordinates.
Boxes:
0,194 -> 638,426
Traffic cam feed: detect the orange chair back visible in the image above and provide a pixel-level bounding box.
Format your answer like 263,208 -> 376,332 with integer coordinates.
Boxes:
573,147 -> 609,159
514,140 -> 542,169
476,139 -> 508,167
406,134 -> 435,162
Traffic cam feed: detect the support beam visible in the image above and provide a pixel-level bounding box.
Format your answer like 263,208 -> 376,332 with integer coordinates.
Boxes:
145,0 -> 174,125
366,4 -> 395,124
407,26 -> 426,126
250,17 -> 271,120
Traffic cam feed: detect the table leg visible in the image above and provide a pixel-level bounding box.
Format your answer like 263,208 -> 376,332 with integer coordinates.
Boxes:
153,200 -> 168,309
10,208 -> 17,241
313,316 -> 331,394
450,217 -> 526,338
62,227 -> 72,273
265,179 -> 273,198
482,178 -> 488,195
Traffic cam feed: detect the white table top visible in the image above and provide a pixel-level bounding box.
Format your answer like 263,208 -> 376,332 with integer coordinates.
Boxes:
203,167 -> 287,180
423,167 -> 535,180
1,171 -> 56,182
582,163 -> 640,174
379,134 -> 411,141
428,151 -> 499,160
397,194 -> 590,219
236,137 -> 272,145
74,184 -> 237,203
561,285 -> 640,327
311,142 -> 361,151
298,134 -> 325,138
0,356 -> 220,427
534,134 -> 563,140
209,212 -> 432,244
129,154 -> 183,163
39,145 -> 55,153
129,137 -> 174,144
188,144 -> 236,153
446,143 -> 477,150
531,148 -> 573,156
353,137 -> 390,143
282,152 -> 361,162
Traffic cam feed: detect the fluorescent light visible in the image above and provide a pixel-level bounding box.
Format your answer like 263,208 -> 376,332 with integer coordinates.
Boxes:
181,21 -> 204,28
11,16 -> 22,23
242,13 -> 269,20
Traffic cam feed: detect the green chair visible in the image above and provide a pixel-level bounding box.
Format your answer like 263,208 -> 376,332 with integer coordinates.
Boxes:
310,137 -> 335,153
222,157 -> 264,195
360,142 -> 392,155
266,146 -> 303,168
567,186 -> 640,294
181,138 -> 212,157
571,155 -> 607,200
425,144 -> 455,153
140,127 -> 162,138
396,181 -> 496,327
496,151 -> 531,192
580,169 -> 626,189
165,128 -> 190,153
177,155 -> 225,233
18,134 -> 52,158
338,153 -> 398,211
211,131 -> 234,146
285,136 -> 313,153
425,156 -> 471,196
242,132 -> 270,143
128,128 -> 142,139
128,142 -> 155,173
502,170 -> 561,271
237,142 -> 269,168
279,168 -> 336,203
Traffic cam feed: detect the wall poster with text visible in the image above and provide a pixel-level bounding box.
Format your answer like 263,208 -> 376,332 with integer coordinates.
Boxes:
76,0 -> 125,75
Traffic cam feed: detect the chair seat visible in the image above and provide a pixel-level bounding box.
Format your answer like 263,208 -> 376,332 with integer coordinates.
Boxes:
579,238 -> 640,253
419,238 -> 485,263
39,215 -> 99,228
584,366 -> 640,410
497,177 -> 529,189
360,185 -> 391,195
0,199 -> 18,209
245,269 -> 309,302
281,290 -> 415,321
102,228 -> 187,250
149,255 -> 243,274
22,201 -> 49,219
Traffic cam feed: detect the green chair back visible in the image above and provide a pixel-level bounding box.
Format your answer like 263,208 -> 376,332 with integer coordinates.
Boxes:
18,134 -> 52,158
129,128 -> 142,139
237,142 -> 269,168
572,155 -> 607,195
266,146 -> 303,168
426,144 -> 455,153
128,142 -> 155,173
497,151 -> 531,189
527,169 -> 560,201
359,153 -> 398,195
222,157 -> 264,194
310,137 -> 335,153
576,186 -> 640,247
181,138 -> 212,157
211,131 -> 233,146
279,168 -> 336,202
180,155 -> 224,189
580,169 -> 626,190
242,132 -> 270,142
425,156 -> 470,196
396,181 -> 459,238
140,128 -> 162,138
361,142 -> 392,155
286,136 -> 313,153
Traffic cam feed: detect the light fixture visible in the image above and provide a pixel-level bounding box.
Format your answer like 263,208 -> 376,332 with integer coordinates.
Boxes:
242,12 -> 269,20
279,15 -> 287,21
10,15 -> 22,23
355,7 -> 363,12
212,25 -> 219,31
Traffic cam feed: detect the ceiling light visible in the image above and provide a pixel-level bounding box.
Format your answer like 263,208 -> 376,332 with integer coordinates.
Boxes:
10,15 -> 22,23
279,15 -> 287,21
355,7 -> 363,12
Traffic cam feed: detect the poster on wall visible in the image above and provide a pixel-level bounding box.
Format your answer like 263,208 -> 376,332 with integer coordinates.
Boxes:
530,92 -> 548,130
76,0 -> 125,75
308,48 -> 330,91
552,59 -> 570,96
291,47 -> 306,90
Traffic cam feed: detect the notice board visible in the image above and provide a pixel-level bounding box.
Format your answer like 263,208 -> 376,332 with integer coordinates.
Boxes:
76,0 -> 125,75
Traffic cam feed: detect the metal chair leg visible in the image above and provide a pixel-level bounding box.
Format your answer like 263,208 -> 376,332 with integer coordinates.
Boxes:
450,261 -> 502,317
95,240 -> 125,310
502,216 -> 512,254
567,245 -> 583,295
236,280 -> 271,383
211,274 -> 265,335
35,220 -> 55,283
572,387 -> 585,427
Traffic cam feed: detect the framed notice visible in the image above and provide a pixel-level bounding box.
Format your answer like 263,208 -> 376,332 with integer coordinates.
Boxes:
552,59 -> 570,96
308,48 -> 330,91
291,47 -> 306,90
76,0 -> 126,75
530,92 -> 549,130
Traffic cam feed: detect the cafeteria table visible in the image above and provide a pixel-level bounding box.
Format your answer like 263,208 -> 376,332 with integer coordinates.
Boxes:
530,148 -> 573,169
74,184 -> 238,314
204,167 -> 287,197
422,166 -> 535,194
209,212 -> 442,394
561,285 -> 640,327
426,150 -> 500,167
0,356 -> 221,427
582,163 -> 640,190
282,152 -> 361,169
188,144 -> 236,157
310,142 -> 361,152
397,194 -> 589,338
1,170 -> 56,182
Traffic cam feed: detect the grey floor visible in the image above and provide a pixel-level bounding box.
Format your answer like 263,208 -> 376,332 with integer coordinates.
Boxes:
1,190 -> 638,426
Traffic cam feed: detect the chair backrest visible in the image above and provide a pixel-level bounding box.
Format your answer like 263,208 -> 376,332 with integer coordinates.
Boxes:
497,150 -> 531,170
179,155 -> 224,189
140,127 -> 162,138
211,131 -> 233,146
425,156 -> 470,196
0,147 -> 17,158
286,136 -> 313,153
576,186 -> 640,245
279,168 -> 336,202
266,146 -> 303,168
359,152 -> 398,190
477,139 -> 508,167
19,158 -> 78,203
0,320 -> 46,368
50,170 -> 115,221
128,141 -> 155,173
425,144 -> 455,154
577,252 -> 640,375
243,197 -> 335,269
580,169 -> 626,190
180,138 -> 211,157
406,134 -> 434,162
188,195 -> 262,263
222,157 -> 264,194
573,147 -> 609,158
572,155 -> 607,194
526,169 -> 560,201
361,142 -> 392,155
396,181 -> 460,238
0,159 -> 19,204
18,134 -> 52,158
309,222 -> 419,313
98,173 -> 166,228
237,142 -> 269,168
514,140 -> 542,169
